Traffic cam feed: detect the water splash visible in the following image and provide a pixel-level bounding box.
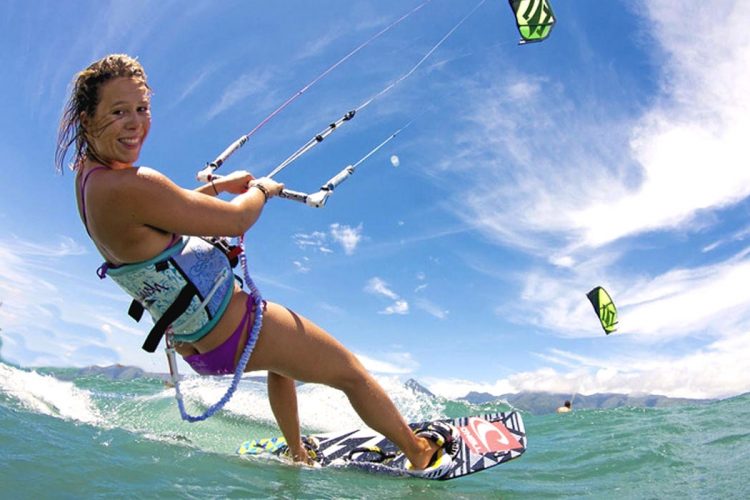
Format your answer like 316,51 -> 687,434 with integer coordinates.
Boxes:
0,363 -> 101,424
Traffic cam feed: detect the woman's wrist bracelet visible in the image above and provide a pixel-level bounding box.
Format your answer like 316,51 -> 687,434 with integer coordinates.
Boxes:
252,183 -> 269,203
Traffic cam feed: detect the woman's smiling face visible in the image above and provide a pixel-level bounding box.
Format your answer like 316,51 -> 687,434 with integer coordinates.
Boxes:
83,76 -> 151,168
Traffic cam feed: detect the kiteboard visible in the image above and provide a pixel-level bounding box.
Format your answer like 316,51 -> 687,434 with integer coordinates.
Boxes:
237,411 -> 526,480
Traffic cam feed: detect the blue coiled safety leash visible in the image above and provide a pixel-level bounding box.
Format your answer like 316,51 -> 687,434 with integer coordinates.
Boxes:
165,236 -> 261,422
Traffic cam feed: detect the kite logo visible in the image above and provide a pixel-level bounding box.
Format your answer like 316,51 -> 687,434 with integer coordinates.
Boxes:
457,417 -> 522,455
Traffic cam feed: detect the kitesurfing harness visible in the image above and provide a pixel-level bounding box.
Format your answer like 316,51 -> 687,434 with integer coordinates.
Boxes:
98,233 -> 263,423
97,235 -> 241,353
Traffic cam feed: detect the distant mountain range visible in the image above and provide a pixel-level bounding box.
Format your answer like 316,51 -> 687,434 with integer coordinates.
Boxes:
404,379 -> 715,414
45,365 -> 716,414
53,364 -> 169,381
53,364 -> 263,385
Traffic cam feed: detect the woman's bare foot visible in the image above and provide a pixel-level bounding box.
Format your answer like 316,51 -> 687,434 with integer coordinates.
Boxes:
407,436 -> 441,469
402,422 -> 456,478
287,440 -> 315,466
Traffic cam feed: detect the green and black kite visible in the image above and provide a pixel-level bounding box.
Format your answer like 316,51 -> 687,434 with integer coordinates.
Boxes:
586,286 -> 618,335
508,0 -> 556,44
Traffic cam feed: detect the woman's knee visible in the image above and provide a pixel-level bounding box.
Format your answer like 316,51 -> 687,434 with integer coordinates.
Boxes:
326,362 -> 372,393
267,371 -> 293,386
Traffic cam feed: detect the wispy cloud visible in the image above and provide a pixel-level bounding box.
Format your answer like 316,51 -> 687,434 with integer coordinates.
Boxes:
0,235 -> 159,370
425,327 -> 750,400
317,301 -> 346,317
365,277 -> 399,300
702,224 -> 750,253
293,223 -> 363,256
414,298 -> 448,320
173,65 -> 217,107
294,29 -> 340,61
364,277 -> 409,315
293,230 -> 329,252
355,350 -> 418,375
329,223 -> 363,255
506,246 -> 750,342
0,235 -> 86,259
411,0 -> 750,400
293,257 -> 311,273
207,71 -> 274,120
441,0 -> 750,256
381,300 -> 409,315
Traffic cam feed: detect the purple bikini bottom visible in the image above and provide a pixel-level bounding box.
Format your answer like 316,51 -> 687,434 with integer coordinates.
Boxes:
184,296 -> 264,376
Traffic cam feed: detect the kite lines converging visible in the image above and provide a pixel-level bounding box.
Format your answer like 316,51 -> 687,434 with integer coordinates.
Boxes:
196,0 -> 437,182
197,0 -> 556,205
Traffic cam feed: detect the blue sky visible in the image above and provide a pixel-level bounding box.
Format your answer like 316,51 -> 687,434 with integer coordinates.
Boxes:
1,0 -> 749,400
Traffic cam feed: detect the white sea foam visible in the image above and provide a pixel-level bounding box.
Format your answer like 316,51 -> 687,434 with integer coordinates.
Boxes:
0,364 -> 101,424
165,373 -> 446,433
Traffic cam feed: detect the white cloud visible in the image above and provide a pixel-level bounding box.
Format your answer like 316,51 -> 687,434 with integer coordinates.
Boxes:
293,230 -> 331,254
293,224 -> 362,255
418,1 -> 750,402
621,251 -> 750,339
364,277 -> 399,300
207,71 -> 273,120
380,299 -> 409,315
173,65 -> 216,107
550,255 -> 575,268
425,330 -> 750,400
414,298 -> 448,320
0,236 -> 159,371
317,302 -> 346,317
505,79 -> 542,102
365,277 -> 447,318
439,0 -> 750,257
508,246 -> 750,342
701,224 -> 750,253
329,223 -> 363,255
355,351 -> 417,375
364,278 -> 409,315
293,258 -> 310,273
1,235 -> 85,259
295,29 -> 340,61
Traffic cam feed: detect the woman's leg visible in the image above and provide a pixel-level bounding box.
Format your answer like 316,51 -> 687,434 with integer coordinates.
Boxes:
245,301 -> 437,468
267,371 -> 309,462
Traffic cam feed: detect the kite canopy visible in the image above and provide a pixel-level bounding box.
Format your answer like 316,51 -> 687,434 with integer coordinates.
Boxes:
508,0 -> 556,44
586,286 -> 618,334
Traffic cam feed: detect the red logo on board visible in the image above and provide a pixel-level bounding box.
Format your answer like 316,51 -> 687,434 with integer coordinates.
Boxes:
457,417 -> 522,455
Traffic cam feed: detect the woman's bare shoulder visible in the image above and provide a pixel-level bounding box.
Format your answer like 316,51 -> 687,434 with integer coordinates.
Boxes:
102,166 -> 178,199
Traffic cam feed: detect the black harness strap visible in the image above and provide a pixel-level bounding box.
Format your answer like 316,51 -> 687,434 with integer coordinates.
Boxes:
141,283 -> 199,353
128,300 -> 144,322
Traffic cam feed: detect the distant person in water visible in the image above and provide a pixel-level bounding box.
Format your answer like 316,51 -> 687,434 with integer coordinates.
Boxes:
55,53 -> 454,478
556,400 -> 572,413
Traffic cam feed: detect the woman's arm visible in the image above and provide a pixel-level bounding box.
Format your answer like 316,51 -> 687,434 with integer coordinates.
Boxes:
194,170 -> 255,197
110,167 -> 283,237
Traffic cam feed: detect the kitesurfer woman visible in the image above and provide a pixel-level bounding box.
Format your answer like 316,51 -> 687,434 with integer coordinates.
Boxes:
56,54 -> 452,477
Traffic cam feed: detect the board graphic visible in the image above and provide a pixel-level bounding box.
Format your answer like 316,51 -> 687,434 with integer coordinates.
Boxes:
238,411 -> 527,480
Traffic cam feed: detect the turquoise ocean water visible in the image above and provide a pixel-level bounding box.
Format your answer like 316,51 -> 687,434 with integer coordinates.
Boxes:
1,360 -> 748,499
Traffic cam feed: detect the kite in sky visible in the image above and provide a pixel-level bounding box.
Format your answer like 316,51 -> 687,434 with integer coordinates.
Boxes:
508,0 -> 556,44
586,286 -> 619,335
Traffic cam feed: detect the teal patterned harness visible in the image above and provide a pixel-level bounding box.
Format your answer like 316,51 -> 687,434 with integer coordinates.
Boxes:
102,236 -> 235,351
